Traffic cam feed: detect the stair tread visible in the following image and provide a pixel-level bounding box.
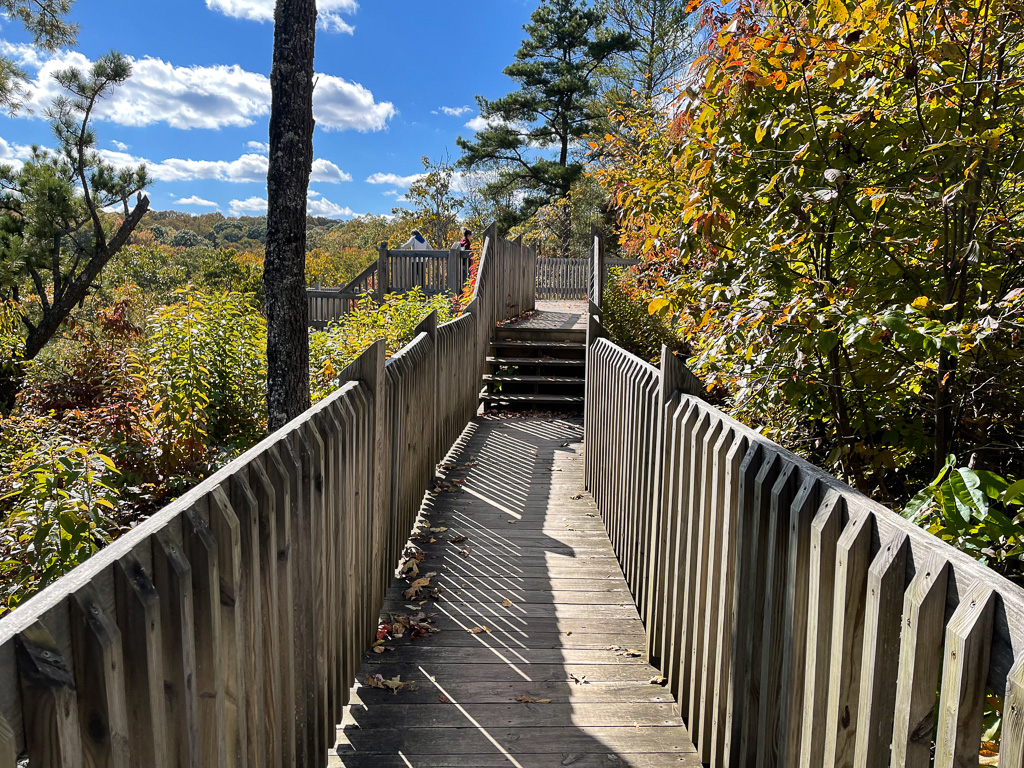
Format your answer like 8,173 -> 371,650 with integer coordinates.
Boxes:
481,392 -> 585,403
486,357 -> 585,366
490,340 -> 585,349
482,374 -> 585,384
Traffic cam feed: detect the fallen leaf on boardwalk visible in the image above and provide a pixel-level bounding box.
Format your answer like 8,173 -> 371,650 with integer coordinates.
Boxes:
430,527 -> 448,533
461,547 -> 473,558
561,753 -> 583,765
365,673 -> 386,689
429,537 -> 437,544
649,676 -> 668,686
383,675 -> 413,694
467,626 -> 491,634
560,442 -> 572,447
501,598 -> 513,607
404,576 -> 431,599
404,604 -> 419,611
507,519 -> 518,524
439,694 -> 451,703
571,494 -> 584,500
569,673 -> 589,685
515,695 -> 552,704
450,534 -> 468,543
566,631 -> 573,636
617,649 -> 643,658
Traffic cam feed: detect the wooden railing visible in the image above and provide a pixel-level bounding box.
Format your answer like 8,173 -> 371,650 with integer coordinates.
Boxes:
0,224 -> 534,767
536,254 -> 638,300
307,247 -> 477,329
584,230 -> 1024,766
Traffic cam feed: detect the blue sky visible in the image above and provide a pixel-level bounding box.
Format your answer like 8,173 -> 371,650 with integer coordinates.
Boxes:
0,0 -> 539,218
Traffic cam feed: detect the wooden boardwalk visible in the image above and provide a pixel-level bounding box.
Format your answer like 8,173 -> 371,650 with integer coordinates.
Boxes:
333,415 -> 700,767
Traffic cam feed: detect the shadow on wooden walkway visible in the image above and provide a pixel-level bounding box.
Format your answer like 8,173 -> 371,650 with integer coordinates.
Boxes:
332,415 -> 700,767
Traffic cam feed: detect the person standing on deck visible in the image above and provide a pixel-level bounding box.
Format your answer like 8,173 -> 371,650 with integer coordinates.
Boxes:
457,227 -> 472,250
400,229 -> 433,250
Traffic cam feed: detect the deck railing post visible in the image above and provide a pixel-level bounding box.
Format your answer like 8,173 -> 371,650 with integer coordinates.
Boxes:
447,247 -> 462,295
414,311 -> 439,463
376,242 -> 389,302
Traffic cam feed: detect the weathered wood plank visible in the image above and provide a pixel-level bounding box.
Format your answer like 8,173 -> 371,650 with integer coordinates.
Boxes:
890,553 -> 949,768
69,584 -> 131,768
1002,654 -> 1024,767
935,584 -> 995,768
16,621 -> 82,768
822,508 -> 874,768
853,529 -> 908,768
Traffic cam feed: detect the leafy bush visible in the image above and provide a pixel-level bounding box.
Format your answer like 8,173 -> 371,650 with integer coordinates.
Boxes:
0,420 -> 123,614
602,269 -> 683,365
145,291 -> 267,482
904,458 -> 1024,579
310,288 -> 457,402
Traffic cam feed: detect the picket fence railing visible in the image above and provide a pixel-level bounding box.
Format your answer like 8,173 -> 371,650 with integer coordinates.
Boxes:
307,246 -> 477,329
0,223 -> 535,767
535,256 -> 638,301
584,228 -> 1024,767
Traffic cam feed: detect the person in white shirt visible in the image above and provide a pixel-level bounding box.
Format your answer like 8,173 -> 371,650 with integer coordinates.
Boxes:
399,229 -> 433,250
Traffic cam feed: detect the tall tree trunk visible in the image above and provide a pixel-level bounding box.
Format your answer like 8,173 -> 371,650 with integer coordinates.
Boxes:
264,0 -> 316,431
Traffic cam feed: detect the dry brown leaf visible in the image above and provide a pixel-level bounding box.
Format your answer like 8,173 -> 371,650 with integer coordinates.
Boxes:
461,547 -> 473,558
649,676 -> 668,686
430,527 -> 448,533
571,494 -> 584,500
439,694 -> 451,703
501,598 -> 513,607
467,626 -> 491,634
566,631 -> 573,636
404,576 -> 431,599
450,534 -> 468,543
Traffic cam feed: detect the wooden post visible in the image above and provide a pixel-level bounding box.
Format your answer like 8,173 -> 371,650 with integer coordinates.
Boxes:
376,242 -> 389,302
448,246 -> 462,295
591,225 -> 605,313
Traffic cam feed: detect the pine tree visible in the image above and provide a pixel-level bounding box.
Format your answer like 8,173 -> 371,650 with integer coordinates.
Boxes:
0,52 -> 150,411
457,0 -> 632,247
0,0 -> 77,111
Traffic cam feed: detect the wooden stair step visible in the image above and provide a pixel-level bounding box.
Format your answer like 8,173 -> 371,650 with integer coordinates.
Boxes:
480,391 -> 585,405
486,356 -> 585,366
490,340 -> 586,349
482,374 -> 585,384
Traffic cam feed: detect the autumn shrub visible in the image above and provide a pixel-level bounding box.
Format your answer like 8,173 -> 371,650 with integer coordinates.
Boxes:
602,269 -> 683,365
144,291 -> 267,484
593,0 -> 1024,505
310,288 -> 457,402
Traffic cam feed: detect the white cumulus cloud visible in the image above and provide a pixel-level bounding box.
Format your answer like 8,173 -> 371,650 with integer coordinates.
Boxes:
440,105 -> 472,117
176,195 -> 219,208
206,0 -> 358,34
366,171 -> 425,188
228,196 -> 267,216
307,194 -> 355,218
14,50 -> 393,132
246,140 -> 269,154
98,149 -> 351,184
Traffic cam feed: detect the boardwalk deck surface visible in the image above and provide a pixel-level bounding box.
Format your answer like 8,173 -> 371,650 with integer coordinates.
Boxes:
333,414 -> 699,767
502,300 -> 588,332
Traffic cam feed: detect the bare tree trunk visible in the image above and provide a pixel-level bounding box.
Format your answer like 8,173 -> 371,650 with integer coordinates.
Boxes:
264,0 -> 316,431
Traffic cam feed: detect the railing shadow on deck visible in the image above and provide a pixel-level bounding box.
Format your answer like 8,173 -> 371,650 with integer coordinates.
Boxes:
334,415 -> 689,766
584,227 -> 1024,766
0,223 -> 537,767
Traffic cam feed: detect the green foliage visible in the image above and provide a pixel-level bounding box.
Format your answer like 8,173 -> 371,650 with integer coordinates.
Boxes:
594,0 -> 1024,501
904,458 -> 1024,577
0,0 -> 77,111
0,426 -> 121,614
168,229 -> 211,248
457,0 -> 633,234
310,288 -> 457,402
602,269 -> 681,364
145,291 -> 267,481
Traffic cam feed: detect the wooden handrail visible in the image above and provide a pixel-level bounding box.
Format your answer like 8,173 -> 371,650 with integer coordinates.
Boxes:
583,231 -> 1024,765
0,226 -> 537,766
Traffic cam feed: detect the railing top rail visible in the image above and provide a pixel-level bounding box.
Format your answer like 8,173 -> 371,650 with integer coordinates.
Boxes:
387,249 -> 470,258
592,336 -> 660,378
307,289 -> 360,299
